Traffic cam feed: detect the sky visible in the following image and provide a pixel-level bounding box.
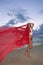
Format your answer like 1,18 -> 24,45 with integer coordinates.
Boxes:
0,0 -> 43,29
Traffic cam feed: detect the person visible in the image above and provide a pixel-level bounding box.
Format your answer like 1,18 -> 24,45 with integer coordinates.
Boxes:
24,23 -> 34,57
0,23 -> 34,62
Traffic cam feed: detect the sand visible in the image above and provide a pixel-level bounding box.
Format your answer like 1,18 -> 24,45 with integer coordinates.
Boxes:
0,44 -> 43,65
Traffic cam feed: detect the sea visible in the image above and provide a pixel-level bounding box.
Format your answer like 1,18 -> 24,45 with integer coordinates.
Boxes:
33,35 -> 43,46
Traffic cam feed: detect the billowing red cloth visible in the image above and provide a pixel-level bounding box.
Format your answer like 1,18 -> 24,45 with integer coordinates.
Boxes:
0,23 -> 31,62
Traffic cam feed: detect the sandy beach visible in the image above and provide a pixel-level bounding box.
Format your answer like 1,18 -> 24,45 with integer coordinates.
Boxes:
0,44 -> 43,65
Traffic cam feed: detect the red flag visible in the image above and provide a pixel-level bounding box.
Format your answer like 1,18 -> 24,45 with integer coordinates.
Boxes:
0,23 -> 31,62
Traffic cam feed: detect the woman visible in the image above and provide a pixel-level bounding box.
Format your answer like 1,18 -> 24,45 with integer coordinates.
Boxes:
24,23 -> 34,57
0,23 -> 34,62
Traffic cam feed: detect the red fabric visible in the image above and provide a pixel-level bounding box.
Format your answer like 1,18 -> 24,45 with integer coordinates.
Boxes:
0,23 -> 31,62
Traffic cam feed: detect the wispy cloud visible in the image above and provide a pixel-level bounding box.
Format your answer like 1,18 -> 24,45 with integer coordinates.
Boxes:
3,19 -> 17,27
2,9 -> 32,27
7,9 -> 32,24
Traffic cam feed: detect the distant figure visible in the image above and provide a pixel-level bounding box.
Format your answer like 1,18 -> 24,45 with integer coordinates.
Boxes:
24,23 -> 34,57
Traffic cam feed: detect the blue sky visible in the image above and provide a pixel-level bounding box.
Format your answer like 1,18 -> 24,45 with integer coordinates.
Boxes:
0,0 -> 43,29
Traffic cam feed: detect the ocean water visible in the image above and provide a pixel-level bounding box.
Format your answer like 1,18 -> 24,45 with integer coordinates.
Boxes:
33,35 -> 43,46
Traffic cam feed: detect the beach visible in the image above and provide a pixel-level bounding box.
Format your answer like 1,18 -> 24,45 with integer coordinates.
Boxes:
0,44 -> 43,65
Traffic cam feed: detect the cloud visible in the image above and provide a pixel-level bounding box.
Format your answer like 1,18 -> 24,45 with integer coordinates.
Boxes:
7,19 -> 17,25
39,24 -> 43,34
7,9 -> 32,24
3,19 -> 17,27
2,9 -> 32,27
33,24 -> 43,35
39,10 -> 43,14
15,11 -> 31,22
